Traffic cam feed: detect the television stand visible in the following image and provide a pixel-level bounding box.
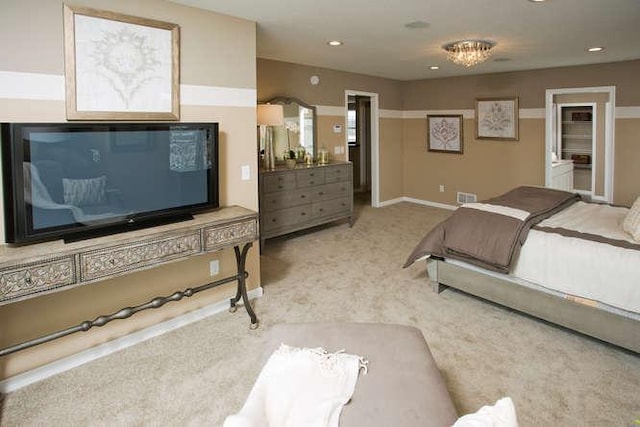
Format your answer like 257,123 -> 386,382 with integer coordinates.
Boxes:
0,206 -> 259,356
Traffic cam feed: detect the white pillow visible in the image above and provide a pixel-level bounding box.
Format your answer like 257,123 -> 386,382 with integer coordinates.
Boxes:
453,397 -> 518,427
622,197 -> 640,242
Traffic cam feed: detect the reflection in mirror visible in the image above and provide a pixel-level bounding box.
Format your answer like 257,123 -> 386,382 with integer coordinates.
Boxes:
259,97 -> 316,163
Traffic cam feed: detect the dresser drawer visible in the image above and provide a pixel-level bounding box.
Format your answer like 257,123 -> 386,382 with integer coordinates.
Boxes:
264,173 -> 296,193
296,169 -> 325,188
0,257 -> 76,302
312,197 -> 351,218
263,204 -> 312,231
80,232 -> 202,281
313,182 -> 351,200
264,188 -> 313,210
203,219 -> 257,251
325,164 -> 351,183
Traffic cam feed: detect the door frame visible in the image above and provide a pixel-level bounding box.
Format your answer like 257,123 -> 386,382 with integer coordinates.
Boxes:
545,86 -> 615,203
344,90 -> 380,207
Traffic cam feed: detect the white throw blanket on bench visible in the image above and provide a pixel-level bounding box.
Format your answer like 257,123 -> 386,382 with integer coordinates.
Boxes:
224,344 -> 368,427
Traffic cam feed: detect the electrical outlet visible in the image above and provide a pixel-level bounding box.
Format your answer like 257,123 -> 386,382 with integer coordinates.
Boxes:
241,165 -> 250,181
209,260 -> 219,276
439,184 -> 445,192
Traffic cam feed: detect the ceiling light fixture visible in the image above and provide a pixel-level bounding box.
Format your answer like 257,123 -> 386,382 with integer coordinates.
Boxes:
443,39 -> 495,67
429,66 -> 440,70
587,46 -> 604,52
328,40 -> 343,46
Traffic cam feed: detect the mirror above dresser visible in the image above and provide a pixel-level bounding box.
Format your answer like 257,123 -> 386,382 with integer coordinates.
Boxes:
259,96 -> 317,162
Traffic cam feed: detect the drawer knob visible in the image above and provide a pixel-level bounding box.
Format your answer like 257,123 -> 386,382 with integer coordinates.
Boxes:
24,277 -> 32,284
301,195 -> 306,199
319,191 -> 324,196
319,208 -> 324,212
301,212 -> 306,216
278,185 -> 283,189
109,259 -> 115,265
272,218 -> 277,222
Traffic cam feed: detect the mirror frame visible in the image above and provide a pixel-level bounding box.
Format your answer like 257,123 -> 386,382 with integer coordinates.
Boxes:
263,96 -> 317,160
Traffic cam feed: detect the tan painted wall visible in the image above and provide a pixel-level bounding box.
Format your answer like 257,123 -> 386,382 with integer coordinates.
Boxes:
404,118 -> 545,204
379,118 -> 404,201
1,0 -> 257,88
402,60 -> 640,109
257,59 -> 402,109
402,61 -> 640,205
317,115 -> 347,162
615,119 -> 640,207
0,0 -> 258,380
259,59 -> 639,206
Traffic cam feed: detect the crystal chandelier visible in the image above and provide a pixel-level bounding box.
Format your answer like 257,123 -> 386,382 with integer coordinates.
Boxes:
444,40 -> 495,67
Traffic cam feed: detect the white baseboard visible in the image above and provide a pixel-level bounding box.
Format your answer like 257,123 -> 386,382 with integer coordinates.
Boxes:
379,196 -> 457,210
0,287 -> 263,393
377,197 -> 404,207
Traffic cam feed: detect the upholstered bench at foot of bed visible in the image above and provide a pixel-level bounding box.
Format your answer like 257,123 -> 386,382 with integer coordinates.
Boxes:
262,322 -> 458,427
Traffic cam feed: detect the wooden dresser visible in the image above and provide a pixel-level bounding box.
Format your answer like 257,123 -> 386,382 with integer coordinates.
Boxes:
259,162 -> 353,247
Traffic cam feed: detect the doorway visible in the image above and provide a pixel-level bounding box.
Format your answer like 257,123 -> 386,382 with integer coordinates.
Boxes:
545,86 -> 615,203
345,90 -> 380,207
348,95 -> 371,201
555,103 -> 596,195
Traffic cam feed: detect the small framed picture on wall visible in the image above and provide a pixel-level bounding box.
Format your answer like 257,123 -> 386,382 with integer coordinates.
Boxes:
427,115 -> 463,154
475,97 -> 519,140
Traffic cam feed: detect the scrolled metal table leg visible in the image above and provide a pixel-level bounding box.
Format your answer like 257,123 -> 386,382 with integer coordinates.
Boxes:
229,243 -> 259,328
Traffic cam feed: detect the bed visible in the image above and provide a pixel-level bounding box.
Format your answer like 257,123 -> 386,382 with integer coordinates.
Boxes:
404,186 -> 640,353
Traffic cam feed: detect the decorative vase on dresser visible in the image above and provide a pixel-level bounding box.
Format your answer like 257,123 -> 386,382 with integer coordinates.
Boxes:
258,161 -> 354,248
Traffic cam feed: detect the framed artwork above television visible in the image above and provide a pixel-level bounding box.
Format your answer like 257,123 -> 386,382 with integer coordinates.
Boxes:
63,5 -> 180,120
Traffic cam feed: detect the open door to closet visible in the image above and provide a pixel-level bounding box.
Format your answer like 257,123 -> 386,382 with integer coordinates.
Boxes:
545,87 -> 615,203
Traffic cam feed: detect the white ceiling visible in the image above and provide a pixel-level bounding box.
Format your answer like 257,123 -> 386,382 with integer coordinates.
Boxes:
171,0 -> 640,81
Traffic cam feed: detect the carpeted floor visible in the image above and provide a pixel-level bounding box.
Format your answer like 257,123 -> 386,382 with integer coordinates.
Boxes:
1,200 -> 639,426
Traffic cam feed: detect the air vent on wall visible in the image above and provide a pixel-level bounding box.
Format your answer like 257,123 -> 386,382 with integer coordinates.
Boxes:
457,191 -> 477,204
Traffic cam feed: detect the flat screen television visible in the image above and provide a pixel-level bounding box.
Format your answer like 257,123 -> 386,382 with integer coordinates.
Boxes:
1,122 -> 219,245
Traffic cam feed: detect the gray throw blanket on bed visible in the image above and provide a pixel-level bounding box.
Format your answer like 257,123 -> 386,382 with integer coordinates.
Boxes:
403,186 -> 581,273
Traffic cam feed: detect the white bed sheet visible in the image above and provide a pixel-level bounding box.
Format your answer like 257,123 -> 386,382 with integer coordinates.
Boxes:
512,202 -> 640,314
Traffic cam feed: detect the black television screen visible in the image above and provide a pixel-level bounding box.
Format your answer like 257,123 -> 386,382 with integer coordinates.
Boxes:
2,122 -> 219,244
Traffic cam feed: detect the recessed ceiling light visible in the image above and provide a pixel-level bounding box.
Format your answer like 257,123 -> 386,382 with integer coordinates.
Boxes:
429,66 -> 439,70
587,46 -> 605,52
528,0 -> 547,3
328,40 -> 343,46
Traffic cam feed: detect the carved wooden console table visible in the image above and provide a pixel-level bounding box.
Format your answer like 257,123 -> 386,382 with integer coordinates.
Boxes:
0,206 -> 259,356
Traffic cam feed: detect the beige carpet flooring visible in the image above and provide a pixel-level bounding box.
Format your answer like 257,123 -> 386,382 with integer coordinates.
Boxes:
1,200 -> 639,426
